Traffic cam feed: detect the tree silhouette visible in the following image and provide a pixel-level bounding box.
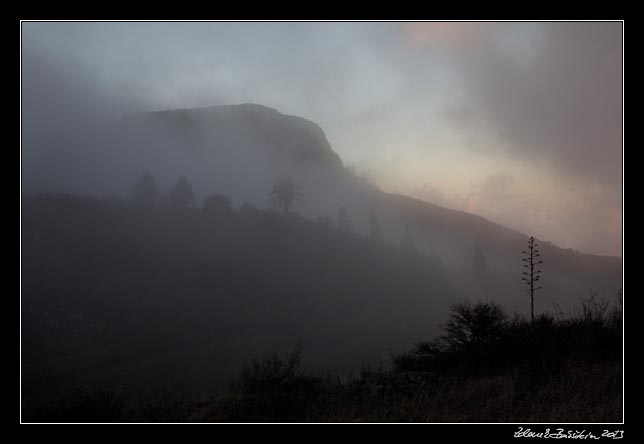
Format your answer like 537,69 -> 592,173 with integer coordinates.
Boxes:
164,176 -> 195,208
427,242 -> 441,265
522,236 -> 543,323
130,173 -> 159,207
269,178 -> 303,214
337,206 -> 353,233
472,244 -> 487,275
400,224 -> 417,254
369,211 -> 381,241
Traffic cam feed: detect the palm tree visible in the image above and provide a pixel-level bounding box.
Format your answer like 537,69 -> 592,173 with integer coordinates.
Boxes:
269,177 -> 303,214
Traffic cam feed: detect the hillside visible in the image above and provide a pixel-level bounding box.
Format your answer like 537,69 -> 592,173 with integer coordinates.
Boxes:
21,101 -> 622,324
21,193 -> 454,403
121,104 -> 622,310
21,104 -> 622,421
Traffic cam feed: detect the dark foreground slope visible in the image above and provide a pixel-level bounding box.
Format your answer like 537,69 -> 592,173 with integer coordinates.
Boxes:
22,193 -> 454,407
23,299 -> 622,422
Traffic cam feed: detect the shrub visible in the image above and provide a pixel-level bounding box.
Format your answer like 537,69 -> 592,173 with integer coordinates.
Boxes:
203,194 -> 233,216
441,300 -> 508,350
238,342 -> 303,394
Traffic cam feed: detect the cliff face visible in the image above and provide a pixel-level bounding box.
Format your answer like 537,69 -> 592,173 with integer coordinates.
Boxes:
127,103 -> 621,307
135,103 -> 344,171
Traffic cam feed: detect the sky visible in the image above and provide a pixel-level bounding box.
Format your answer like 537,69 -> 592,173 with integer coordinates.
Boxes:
21,21 -> 623,256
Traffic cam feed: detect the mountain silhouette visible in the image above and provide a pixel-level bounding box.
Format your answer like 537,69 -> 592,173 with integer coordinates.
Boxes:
122,103 -> 622,312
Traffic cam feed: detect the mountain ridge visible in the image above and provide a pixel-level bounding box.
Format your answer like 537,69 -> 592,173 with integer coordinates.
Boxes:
133,103 -> 620,261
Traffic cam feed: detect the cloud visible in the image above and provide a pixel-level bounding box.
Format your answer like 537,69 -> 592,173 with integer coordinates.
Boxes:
20,22 -> 622,255
402,22 -> 493,49
439,22 -> 622,190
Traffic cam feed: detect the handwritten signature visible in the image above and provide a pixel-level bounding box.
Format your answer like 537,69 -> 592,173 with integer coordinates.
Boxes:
514,427 -> 623,439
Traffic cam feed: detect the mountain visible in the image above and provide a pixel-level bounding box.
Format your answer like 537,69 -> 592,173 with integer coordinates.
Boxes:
21,103 -> 622,403
132,104 -> 344,170
21,193 -> 454,398
22,102 -> 621,310
124,103 -> 622,312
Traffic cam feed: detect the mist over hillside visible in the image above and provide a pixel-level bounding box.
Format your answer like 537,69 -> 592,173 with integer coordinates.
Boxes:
22,193 -> 454,397
22,103 -> 621,312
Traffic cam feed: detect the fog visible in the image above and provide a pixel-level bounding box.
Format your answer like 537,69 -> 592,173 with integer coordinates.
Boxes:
20,22 -> 623,422
21,21 -> 622,255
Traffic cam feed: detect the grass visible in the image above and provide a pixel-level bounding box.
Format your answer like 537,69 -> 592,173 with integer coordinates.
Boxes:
22,296 -> 622,423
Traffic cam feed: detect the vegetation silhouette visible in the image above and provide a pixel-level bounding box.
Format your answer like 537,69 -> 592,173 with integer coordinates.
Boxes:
337,206 -> 353,233
400,224 -> 417,254
163,176 -> 195,209
268,177 -> 303,214
130,172 -> 159,206
369,211 -> 381,242
203,194 -> 233,217
21,191 -> 452,422
472,244 -> 487,276
23,296 -> 621,422
20,190 -> 622,423
522,236 -> 543,323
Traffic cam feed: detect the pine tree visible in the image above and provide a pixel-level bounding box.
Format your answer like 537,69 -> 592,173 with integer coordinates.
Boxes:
337,207 -> 353,233
472,244 -> 487,275
400,224 -> 417,253
164,176 -> 195,208
369,211 -> 381,241
130,173 -> 159,207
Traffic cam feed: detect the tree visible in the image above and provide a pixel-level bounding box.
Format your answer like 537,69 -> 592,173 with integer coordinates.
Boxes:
164,176 -> 195,208
337,206 -> 353,233
472,244 -> 487,275
522,236 -> 543,323
400,224 -> 417,253
269,178 -> 302,214
427,242 -> 441,266
130,173 -> 159,207
369,211 -> 381,241
203,194 -> 232,216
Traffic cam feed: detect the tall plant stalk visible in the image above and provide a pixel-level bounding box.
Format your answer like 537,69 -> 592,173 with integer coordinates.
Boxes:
522,236 -> 543,323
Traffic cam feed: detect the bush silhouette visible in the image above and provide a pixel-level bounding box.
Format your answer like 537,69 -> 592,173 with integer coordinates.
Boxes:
203,194 -> 233,216
441,300 -> 508,350
393,296 -> 621,379
238,342 -> 303,394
